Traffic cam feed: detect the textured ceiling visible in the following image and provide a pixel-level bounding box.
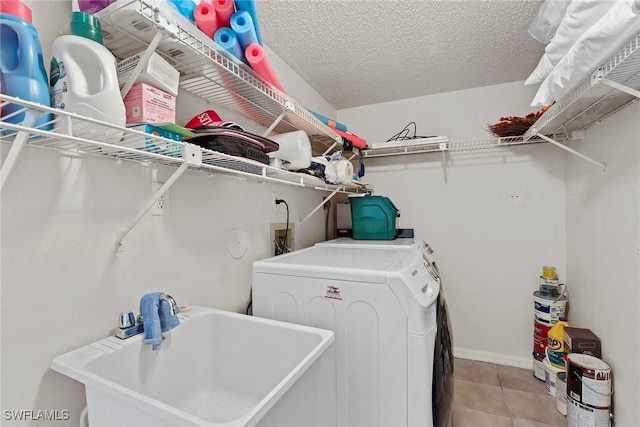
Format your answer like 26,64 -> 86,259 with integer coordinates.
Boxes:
257,0 -> 545,109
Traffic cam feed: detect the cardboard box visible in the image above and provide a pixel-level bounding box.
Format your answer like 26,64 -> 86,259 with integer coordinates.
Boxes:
124,83 -> 176,125
564,327 -> 601,358
128,123 -> 183,156
118,51 -> 180,96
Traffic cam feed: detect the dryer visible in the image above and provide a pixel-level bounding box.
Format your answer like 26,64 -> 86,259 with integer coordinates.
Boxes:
252,239 -> 451,427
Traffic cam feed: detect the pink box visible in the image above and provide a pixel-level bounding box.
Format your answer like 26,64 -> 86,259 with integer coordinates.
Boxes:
124,83 -> 176,125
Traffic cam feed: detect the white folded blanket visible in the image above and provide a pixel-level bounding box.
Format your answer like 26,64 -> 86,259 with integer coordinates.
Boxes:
528,0 -> 572,44
525,0 -> 616,86
531,0 -> 640,107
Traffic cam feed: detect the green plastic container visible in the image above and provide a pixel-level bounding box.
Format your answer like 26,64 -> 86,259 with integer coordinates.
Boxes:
349,194 -> 400,240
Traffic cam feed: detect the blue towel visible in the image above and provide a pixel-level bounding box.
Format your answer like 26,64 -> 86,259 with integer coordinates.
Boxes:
159,298 -> 180,332
141,292 -> 180,351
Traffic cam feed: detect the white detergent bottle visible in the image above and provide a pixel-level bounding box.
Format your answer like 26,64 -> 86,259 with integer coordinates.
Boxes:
50,11 -> 125,143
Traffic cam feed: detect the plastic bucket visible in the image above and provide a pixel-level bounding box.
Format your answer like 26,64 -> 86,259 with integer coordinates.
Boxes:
349,194 -> 399,240
540,276 -> 560,297
267,130 -> 312,171
566,354 -> 612,409
543,356 -> 564,397
533,291 -> 567,323
533,351 -> 546,381
556,371 -> 568,416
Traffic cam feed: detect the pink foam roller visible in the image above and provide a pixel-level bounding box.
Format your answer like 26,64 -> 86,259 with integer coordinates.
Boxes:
245,43 -> 285,93
213,0 -> 234,28
194,2 -> 218,39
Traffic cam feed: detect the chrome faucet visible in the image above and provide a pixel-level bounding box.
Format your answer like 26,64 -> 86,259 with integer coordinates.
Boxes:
114,293 -> 179,340
159,293 -> 178,316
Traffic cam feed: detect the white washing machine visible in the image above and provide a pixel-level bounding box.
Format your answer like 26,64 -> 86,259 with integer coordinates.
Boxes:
252,240 -> 442,427
315,238 -> 454,427
315,237 -> 439,280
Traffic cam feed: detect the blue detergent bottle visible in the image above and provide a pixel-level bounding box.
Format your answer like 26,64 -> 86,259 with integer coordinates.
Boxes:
0,0 -> 52,129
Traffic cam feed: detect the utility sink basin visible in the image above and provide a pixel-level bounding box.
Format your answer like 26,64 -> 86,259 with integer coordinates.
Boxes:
51,306 -> 336,427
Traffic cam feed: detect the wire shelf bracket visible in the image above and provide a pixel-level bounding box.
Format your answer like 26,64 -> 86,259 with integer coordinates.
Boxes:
262,101 -> 295,138
599,78 -> 640,100
534,132 -> 606,171
120,30 -> 164,98
322,141 -> 338,157
300,186 -> 344,225
440,142 -> 449,185
115,143 -> 203,249
0,109 -> 38,192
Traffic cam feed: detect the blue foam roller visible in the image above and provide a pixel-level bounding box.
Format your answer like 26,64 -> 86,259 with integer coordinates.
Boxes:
234,0 -> 262,45
169,0 -> 197,21
309,110 -> 348,132
230,10 -> 259,51
214,27 -> 247,64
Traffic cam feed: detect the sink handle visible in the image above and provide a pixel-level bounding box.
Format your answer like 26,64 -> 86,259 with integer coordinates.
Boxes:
118,312 -> 136,329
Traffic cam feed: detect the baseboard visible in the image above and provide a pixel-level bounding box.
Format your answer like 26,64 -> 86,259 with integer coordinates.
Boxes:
453,347 -> 533,369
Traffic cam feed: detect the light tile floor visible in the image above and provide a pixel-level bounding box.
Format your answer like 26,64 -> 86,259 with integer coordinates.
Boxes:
453,358 -> 567,427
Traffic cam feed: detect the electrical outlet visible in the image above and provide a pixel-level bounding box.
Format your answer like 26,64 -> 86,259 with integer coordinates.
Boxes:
151,181 -> 170,216
271,191 -> 280,212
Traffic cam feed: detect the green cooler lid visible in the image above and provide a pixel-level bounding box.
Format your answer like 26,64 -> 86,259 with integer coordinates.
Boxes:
70,11 -> 102,44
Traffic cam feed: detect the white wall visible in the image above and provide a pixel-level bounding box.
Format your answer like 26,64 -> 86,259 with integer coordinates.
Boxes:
339,81 -> 567,367
565,102 -> 640,426
340,81 -> 640,424
5,1 -> 638,425
0,1 -> 335,425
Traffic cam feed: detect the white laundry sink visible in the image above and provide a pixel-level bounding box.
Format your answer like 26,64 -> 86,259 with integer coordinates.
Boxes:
51,306 -> 336,427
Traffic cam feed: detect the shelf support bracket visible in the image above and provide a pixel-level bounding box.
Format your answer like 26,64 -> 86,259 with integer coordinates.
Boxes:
322,142 -> 338,156
600,78 -> 640,99
300,186 -> 343,225
120,30 -> 164,98
536,133 -> 606,171
116,145 -> 202,248
440,142 -> 449,185
262,101 -> 295,137
1,109 -> 38,192
116,162 -> 188,249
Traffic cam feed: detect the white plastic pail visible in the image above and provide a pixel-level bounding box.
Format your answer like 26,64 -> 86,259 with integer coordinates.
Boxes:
268,130 -> 312,170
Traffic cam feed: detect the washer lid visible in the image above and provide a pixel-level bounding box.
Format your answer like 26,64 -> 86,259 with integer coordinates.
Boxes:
252,245 -> 411,283
315,237 -> 418,249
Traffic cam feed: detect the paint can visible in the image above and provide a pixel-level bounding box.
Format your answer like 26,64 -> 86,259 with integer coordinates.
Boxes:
533,351 -> 546,381
542,266 -> 557,280
533,318 -> 552,355
543,356 -> 564,397
540,266 -> 559,297
567,396 -> 611,427
556,371 -> 568,415
566,354 -> 612,409
533,291 -> 568,323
